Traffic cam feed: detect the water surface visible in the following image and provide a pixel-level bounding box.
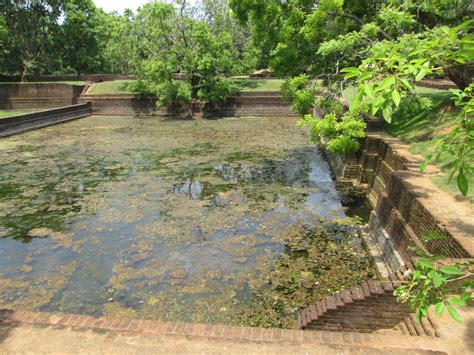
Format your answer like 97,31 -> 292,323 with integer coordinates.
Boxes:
0,115 -> 345,323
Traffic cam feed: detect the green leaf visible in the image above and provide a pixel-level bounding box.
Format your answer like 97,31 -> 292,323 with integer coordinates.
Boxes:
439,266 -> 464,275
447,305 -> 461,323
372,96 -> 384,115
392,89 -> 401,107
378,77 -> 395,91
409,49 -> 425,57
423,230 -> 446,241
431,271 -> 443,288
415,68 -> 428,82
340,67 -> 359,73
350,87 -> 364,112
453,19 -> 474,32
435,302 -> 445,316
382,106 -> 392,123
356,71 -> 372,82
420,155 -> 432,173
342,67 -> 360,79
457,168 -> 468,196
400,78 -> 412,90
460,293 -> 472,302
448,297 -> 466,307
344,72 -> 359,80
416,258 -> 434,270
364,84 -> 374,99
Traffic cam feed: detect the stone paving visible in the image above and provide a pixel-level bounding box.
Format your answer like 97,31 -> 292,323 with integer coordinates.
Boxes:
0,309 -> 466,354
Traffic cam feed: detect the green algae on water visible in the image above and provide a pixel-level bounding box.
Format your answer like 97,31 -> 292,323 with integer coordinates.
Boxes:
0,115 -> 372,326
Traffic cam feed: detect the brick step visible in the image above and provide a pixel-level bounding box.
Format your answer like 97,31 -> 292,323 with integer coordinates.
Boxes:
314,312 -> 411,325
306,316 -> 410,330
307,325 -> 394,334
401,315 -> 438,337
0,309 -> 453,353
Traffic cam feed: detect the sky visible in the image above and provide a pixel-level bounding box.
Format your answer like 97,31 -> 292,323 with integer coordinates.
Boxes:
93,0 -> 197,14
93,0 -> 152,14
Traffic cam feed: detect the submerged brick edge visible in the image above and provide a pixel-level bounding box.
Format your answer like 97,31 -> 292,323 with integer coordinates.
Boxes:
0,309 -> 377,346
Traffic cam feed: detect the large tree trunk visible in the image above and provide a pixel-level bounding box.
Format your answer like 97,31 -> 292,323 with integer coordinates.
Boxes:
446,65 -> 472,90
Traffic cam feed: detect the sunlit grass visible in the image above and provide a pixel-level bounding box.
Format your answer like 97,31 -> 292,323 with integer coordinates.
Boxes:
87,78 -> 288,94
0,110 -> 40,119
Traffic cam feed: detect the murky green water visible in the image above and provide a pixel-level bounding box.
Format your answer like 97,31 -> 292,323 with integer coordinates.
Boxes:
0,115 -> 351,324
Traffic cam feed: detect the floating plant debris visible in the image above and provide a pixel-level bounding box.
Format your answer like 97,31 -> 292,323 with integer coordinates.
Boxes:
0,115 -> 372,325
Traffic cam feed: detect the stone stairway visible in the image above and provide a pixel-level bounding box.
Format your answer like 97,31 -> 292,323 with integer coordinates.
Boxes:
298,275 -> 438,337
0,309 -> 457,353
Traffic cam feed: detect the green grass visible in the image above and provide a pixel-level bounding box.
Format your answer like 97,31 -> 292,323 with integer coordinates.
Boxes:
86,80 -> 132,95
383,89 -> 473,204
342,85 -> 449,102
0,110 -> 41,118
385,90 -> 454,142
409,140 -> 474,204
232,78 -> 286,92
87,78 -> 287,95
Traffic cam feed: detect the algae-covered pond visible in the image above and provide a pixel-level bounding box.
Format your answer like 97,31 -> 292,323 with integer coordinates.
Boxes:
0,115 -> 372,326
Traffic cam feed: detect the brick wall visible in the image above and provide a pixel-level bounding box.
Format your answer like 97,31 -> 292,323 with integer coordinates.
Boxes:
78,92 -> 297,117
0,83 -> 85,109
322,133 -> 472,262
298,276 -> 438,337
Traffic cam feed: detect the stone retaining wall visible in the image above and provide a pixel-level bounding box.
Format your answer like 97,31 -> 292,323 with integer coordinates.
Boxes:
0,103 -> 92,137
79,92 -> 296,117
322,132 -> 473,264
0,83 -> 85,109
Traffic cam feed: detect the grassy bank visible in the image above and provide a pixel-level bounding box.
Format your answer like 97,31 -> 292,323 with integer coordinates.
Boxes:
86,78 -> 287,95
384,89 -> 473,204
0,110 -> 41,119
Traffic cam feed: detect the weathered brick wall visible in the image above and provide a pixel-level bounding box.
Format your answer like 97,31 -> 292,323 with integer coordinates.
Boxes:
0,83 -> 85,109
79,92 -> 297,117
0,74 -> 135,83
322,133 -> 472,262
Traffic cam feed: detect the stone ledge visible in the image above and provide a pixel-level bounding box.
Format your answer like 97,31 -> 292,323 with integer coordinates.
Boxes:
0,309 -> 454,353
365,131 -> 474,257
0,103 -> 92,137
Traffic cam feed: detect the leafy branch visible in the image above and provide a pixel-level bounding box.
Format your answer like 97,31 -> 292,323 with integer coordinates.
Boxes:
394,232 -> 473,323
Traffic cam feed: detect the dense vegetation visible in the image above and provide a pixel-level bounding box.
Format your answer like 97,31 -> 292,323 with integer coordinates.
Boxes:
1,0 -> 472,322
232,0 -> 472,197
229,0 -> 473,322
0,0 -> 255,79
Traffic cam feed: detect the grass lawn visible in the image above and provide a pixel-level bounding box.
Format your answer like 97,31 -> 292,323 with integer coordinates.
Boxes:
232,78 -> 286,92
0,110 -> 41,119
87,78 -> 287,95
86,80 -> 132,94
384,89 -> 473,204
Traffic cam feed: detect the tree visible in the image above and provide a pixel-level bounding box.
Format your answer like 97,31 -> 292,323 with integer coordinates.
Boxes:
340,20 -> 473,195
1,0 -> 65,79
129,1 -> 237,110
59,0 -> 102,75
271,1 -> 472,195
96,9 -> 136,74
0,15 -> 20,74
